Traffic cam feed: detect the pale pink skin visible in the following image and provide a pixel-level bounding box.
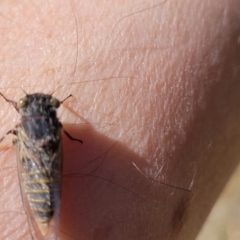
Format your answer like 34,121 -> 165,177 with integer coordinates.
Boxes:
0,1 -> 240,240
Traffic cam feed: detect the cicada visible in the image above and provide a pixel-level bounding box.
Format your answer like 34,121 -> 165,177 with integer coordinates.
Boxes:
0,93 -> 82,239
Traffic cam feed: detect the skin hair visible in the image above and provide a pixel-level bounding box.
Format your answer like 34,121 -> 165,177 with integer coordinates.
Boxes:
0,0 -> 240,239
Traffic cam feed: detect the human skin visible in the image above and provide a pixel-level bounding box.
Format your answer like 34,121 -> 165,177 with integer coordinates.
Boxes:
0,0 -> 240,239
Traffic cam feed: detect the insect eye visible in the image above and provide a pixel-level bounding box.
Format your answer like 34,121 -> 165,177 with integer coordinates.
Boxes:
50,97 -> 60,108
18,97 -> 28,108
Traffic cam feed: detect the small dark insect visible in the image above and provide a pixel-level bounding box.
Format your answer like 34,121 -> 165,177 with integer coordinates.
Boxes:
0,92 -> 82,239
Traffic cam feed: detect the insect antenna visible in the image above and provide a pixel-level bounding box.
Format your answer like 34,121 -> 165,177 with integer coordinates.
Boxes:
20,86 -> 28,95
60,94 -> 73,104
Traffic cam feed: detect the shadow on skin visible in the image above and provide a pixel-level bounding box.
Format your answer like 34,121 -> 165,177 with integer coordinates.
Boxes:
59,123 -> 192,240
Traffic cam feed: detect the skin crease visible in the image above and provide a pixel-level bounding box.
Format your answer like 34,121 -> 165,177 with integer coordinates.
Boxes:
0,0 -> 240,239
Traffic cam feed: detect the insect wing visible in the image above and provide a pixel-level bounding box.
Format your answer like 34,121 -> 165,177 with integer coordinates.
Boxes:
51,144 -> 62,240
16,127 -> 62,240
16,136 -> 45,240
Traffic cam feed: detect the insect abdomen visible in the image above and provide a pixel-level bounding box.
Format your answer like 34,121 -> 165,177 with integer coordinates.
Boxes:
22,167 -> 60,235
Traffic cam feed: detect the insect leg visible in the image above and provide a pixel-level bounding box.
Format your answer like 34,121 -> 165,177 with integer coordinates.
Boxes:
0,129 -> 17,143
63,128 -> 83,144
0,93 -> 18,112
